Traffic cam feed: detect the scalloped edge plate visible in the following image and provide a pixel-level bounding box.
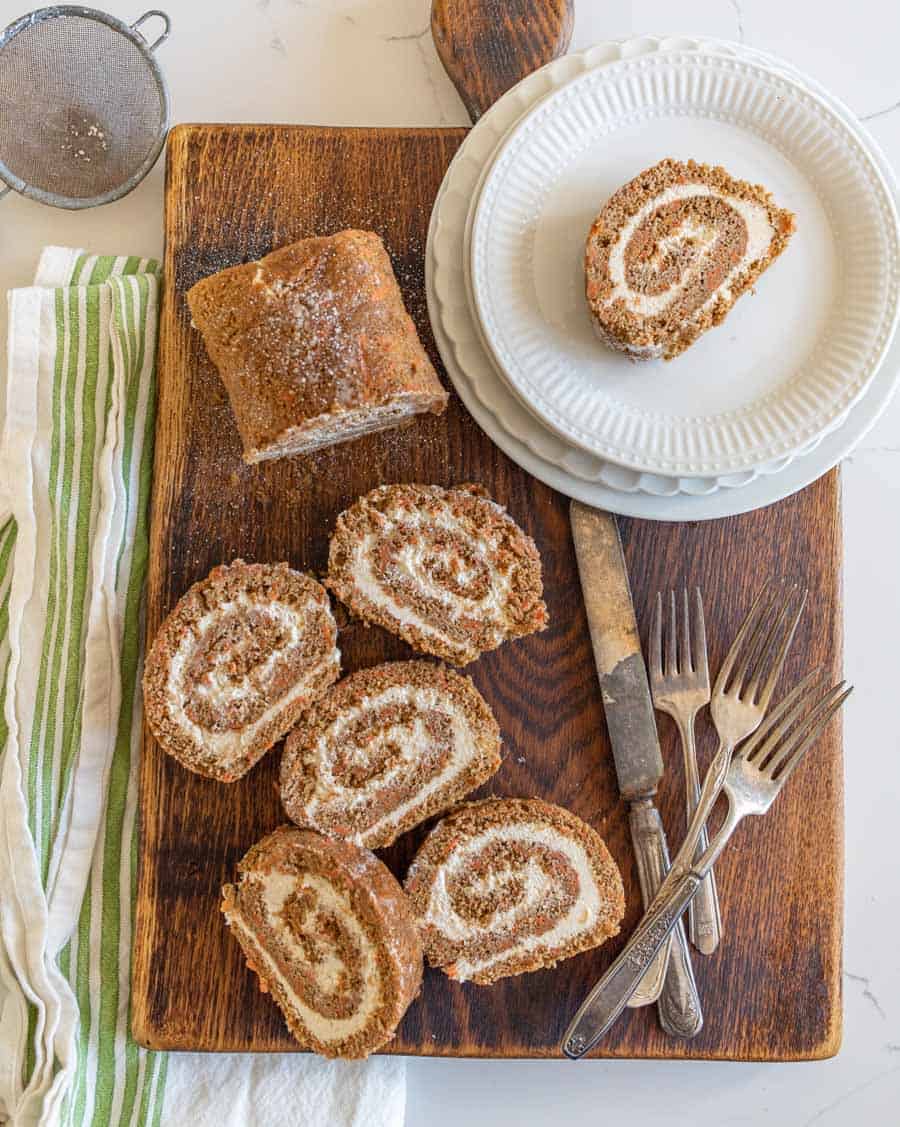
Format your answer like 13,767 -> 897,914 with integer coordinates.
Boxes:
469,50 -> 900,476
425,36 -> 900,519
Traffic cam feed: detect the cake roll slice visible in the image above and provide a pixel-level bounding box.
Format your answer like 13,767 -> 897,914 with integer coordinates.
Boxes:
143,560 -> 340,782
326,483 -> 548,665
585,158 -> 796,360
405,798 -> 624,985
186,229 -> 448,464
222,825 -> 423,1058
281,661 -> 502,849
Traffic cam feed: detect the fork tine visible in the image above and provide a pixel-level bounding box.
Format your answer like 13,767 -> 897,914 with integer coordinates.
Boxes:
667,590 -> 678,676
742,586 -> 796,697
737,666 -> 829,761
693,587 -> 709,686
751,588 -> 808,710
764,681 -> 851,779
714,582 -> 775,694
723,583 -> 782,693
772,685 -> 852,784
679,588 -> 692,674
650,592 -> 663,682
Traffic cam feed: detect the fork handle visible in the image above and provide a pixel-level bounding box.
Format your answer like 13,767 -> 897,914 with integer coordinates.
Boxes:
563,801 -> 741,1058
563,870 -> 702,1057
628,800 -> 703,1035
675,713 -> 723,955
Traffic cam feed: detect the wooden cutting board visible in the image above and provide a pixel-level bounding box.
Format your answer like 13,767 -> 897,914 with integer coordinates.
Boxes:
132,1 -> 844,1061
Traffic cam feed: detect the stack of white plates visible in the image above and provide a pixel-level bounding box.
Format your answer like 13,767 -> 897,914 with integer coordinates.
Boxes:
426,36 -> 900,520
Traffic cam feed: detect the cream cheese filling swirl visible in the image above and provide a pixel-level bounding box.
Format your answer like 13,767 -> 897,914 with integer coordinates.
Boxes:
144,562 -> 340,780
603,183 -> 775,324
326,485 -> 547,665
222,826 -> 423,1058
354,508 -> 513,646
167,591 -> 336,770
282,667 -> 501,848
416,823 -> 600,983
231,870 -> 382,1046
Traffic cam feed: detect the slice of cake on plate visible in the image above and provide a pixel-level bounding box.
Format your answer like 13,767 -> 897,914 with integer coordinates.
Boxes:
585,158 -> 796,360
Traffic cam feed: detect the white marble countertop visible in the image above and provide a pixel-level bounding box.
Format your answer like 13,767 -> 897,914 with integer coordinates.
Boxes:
2,1 -> 897,1124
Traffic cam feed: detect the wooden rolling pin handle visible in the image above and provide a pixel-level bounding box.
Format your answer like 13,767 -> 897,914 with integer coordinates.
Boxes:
430,0 -> 575,122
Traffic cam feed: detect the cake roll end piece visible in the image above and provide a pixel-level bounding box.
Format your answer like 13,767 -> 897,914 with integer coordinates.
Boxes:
222,825 -> 423,1058
186,229 -> 448,463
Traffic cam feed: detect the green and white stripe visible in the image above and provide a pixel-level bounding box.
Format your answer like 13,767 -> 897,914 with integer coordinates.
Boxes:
0,248 -> 167,1126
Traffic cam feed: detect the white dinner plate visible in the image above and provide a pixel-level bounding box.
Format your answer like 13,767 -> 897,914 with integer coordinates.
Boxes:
458,46 -> 838,498
468,50 -> 900,477
425,37 -> 900,519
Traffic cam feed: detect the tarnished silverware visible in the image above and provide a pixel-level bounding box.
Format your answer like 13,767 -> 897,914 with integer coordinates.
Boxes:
562,667 -> 851,1057
708,583 -> 807,767
650,589 -> 721,954
562,582 -> 808,1056
570,502 -> 702,1037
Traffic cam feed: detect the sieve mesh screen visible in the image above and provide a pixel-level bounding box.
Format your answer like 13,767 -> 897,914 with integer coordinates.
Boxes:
0,9 -> 167,202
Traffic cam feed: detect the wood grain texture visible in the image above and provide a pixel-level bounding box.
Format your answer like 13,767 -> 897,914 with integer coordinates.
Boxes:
131,122 -> 844,1060
431,0 -> 574,119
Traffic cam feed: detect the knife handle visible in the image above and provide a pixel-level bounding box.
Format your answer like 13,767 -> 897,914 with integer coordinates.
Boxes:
626,801 -> 668,1006
628,800 -> 703,1037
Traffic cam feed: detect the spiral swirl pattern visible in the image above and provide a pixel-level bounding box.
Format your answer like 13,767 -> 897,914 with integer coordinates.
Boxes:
326,483 -> 547,666
281,661 -> 502,848
222,825 -> 423,1058
585,159 -> 795,360
405,798 -> 624,985
143,560 -> 340,781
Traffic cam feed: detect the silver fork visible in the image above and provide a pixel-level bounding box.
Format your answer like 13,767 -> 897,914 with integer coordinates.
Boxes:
562,668 -> 851,1057
650,589 -> 721,955
710,583 -> 807,755
562,582 -> 807,1055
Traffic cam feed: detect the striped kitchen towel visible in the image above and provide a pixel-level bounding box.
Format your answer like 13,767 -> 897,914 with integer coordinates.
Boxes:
0,250 -> 406,1127
0,248 -> 164,1127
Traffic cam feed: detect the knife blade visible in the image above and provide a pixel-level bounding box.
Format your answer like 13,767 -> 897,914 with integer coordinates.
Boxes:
571,503 -> 663,799
570,501 -> 702,1036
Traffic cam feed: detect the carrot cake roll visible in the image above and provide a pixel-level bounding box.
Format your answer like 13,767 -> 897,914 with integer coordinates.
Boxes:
186,229 -> 448,463
143,560 -> 340,782
281,661 -> 502,849
405,798 -> 624,985
222,825 -> 422,1058
325,483 -> 548,666
585,158 -> 796,360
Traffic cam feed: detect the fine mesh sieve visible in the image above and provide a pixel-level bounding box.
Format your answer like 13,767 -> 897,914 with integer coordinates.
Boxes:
0,6 -> 170,209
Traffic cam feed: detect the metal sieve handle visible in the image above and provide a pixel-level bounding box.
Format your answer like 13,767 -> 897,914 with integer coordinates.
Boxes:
131,10 -> 171,52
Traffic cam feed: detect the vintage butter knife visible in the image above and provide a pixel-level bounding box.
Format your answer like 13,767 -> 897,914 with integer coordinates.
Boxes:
570,500 -> 702,1037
